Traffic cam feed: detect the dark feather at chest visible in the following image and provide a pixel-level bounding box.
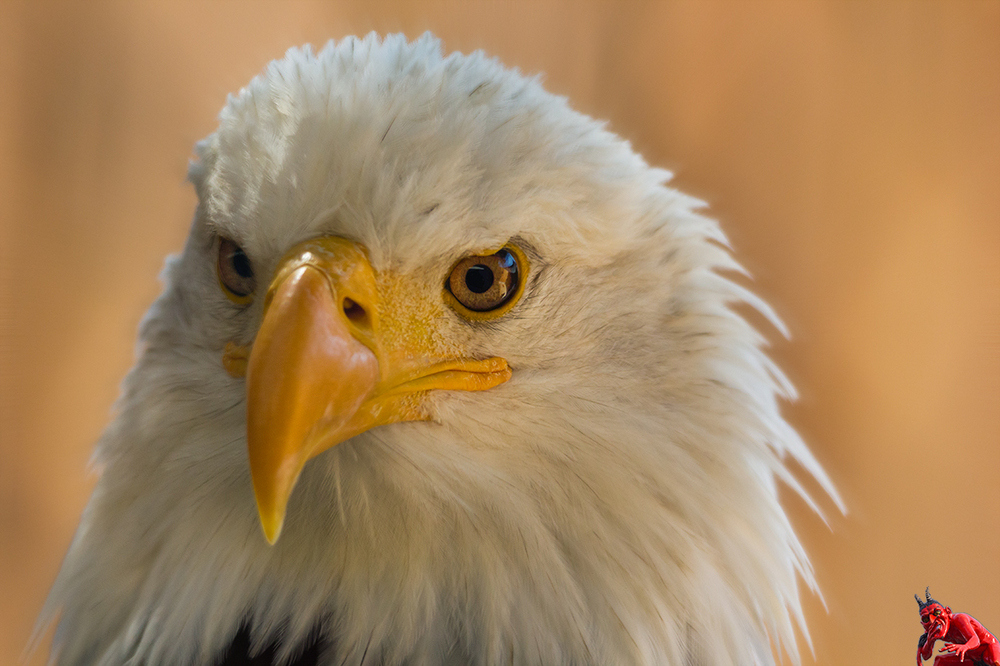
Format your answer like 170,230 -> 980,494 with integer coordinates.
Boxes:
214,623 -> 328,666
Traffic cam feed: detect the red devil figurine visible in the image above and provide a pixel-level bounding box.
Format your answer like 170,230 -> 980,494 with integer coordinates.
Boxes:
917,588 -> 1000,666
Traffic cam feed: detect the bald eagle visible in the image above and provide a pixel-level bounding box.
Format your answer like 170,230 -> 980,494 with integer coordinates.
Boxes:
40,33 -> 838,665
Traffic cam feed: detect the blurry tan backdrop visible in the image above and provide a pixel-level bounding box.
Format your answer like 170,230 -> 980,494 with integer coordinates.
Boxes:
1,2 -> 998,664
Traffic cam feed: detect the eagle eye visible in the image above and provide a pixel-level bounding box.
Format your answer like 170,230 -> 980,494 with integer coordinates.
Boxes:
217,237 -> 256,304
445,246 -> 527,319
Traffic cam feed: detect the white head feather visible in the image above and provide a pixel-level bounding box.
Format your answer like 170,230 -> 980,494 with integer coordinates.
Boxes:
41,33 -> 839,665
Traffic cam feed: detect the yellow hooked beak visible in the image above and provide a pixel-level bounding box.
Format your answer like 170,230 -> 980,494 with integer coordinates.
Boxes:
238,237 -> 510,543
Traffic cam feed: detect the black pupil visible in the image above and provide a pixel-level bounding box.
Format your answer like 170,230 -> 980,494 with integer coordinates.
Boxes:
232,250 -> 253,278
465,265 -> 494,293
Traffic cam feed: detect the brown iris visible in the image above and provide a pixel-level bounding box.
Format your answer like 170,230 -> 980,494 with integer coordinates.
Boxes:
447,248 -> 521,313
218,237 -> 256,303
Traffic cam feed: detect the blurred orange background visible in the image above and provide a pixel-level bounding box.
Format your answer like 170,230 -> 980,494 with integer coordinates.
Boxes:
1,2 -> 997,664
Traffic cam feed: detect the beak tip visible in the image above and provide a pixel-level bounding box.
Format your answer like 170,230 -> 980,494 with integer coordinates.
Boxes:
252,481 -> 289,545
259,510 -> 285,545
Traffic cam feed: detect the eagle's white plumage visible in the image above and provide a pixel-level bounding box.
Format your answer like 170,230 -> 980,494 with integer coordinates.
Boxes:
41,33 -> 838,665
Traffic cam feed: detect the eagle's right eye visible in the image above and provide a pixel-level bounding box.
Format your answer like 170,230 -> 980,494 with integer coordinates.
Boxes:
444,244 -> 528,320
217,237 -> 256,304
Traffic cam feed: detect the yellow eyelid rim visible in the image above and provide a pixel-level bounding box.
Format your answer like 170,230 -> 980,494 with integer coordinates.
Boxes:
216,239 -> 255,306
218,274 -> 255,305
443,243 -> 529,321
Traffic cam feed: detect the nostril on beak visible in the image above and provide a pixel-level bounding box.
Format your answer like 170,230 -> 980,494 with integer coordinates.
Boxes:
342,297 -> 367,325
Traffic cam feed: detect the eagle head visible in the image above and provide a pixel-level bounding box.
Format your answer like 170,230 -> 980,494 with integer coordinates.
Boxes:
43,33 -> 838,666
